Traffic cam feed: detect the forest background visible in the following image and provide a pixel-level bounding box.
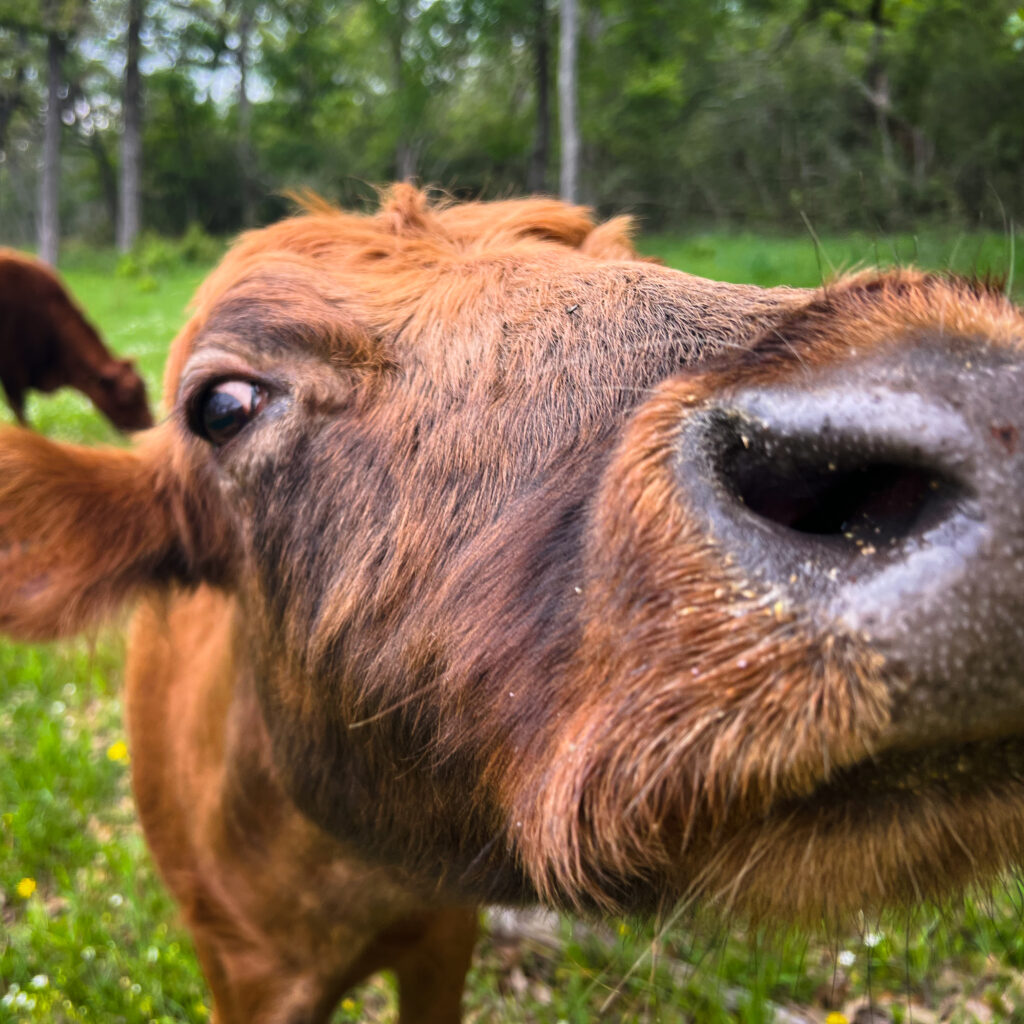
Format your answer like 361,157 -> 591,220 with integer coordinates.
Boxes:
2,0 -> 1024,257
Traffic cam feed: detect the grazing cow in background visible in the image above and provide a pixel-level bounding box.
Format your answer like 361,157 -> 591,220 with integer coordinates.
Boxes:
2,185 -> 1024,1023
0,249 -> 153,431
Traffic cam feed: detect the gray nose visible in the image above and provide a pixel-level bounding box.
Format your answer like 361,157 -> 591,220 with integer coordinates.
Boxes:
677,337 -> 1024,747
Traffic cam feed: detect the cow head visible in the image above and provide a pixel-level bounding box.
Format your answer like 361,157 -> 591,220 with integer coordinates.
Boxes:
92,358 -> 154,431
3,186 -> 1024,923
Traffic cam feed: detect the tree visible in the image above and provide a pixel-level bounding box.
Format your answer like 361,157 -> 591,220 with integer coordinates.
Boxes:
0,0 -> 95,259
234,0 -> 255,224
38,13 -> 63,263
0,27 -> 28,155
160,0 -> 262,225
527,0 -> 550,192
387,0 -> 417,180
118,0 -> 144,250
557,0 -> 578,201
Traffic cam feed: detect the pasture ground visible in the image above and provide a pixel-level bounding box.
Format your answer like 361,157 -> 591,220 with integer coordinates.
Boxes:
2,230 -> 1024,1023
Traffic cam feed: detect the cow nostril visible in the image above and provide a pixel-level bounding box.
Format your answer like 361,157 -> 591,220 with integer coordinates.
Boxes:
716,422 -> 967,550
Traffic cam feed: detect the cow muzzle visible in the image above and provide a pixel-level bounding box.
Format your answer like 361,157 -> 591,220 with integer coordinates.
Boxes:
677,336 -> 1024,751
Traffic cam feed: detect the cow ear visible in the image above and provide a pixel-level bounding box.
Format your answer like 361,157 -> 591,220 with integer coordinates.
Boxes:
0,425 -> 229,640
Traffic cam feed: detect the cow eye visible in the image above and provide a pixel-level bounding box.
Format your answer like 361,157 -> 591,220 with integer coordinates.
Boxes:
194,380 -> 267,445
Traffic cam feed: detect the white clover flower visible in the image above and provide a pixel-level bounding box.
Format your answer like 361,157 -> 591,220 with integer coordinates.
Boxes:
29,974 -> 48,989
837,950 -> 856,967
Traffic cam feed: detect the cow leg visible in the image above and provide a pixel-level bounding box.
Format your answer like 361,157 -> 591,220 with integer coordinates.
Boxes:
390,908 -> 479,1024
189,931 -> 341,1024
2,382 -> 26,426
187,906 -> 477,1024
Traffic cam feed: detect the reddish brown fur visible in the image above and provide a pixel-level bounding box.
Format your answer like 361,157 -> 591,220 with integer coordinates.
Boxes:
2,187 -> 1024,1022
0,250 -> 153,430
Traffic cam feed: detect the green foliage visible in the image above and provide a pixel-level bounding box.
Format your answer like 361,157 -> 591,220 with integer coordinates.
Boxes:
115,224 -> 225,289
178,222 -> 223,265
140,69 -> 260,236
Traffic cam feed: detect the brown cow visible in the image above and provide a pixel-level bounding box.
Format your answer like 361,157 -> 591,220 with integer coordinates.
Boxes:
0,249 -> 153,431
3,186 -> 1024,1023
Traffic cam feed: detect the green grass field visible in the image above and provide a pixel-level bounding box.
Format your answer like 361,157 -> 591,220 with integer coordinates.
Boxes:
2,230 -> 1024,1024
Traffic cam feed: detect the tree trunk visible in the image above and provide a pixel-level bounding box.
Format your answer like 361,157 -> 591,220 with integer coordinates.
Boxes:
0,31 -> 27,155
395,140 -> 418,182
118,0 -> 143,251
89,131 -> 119,234
911,125 -> 931,196
557,0 -> 579,203
167,78 -> 200,226
236,0 -> 254,226
871,57 -> 895,174
38,30 -> 62,265
866,1 -> 896,210
527,0 -> 550,194
390,0 -> 416,181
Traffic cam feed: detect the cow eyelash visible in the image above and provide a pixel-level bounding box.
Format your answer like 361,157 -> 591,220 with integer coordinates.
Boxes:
187,378 -> 269,446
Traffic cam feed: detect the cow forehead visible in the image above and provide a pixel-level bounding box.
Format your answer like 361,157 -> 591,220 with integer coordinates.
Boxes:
163,197 -> 651,404
171,266 -> 809,437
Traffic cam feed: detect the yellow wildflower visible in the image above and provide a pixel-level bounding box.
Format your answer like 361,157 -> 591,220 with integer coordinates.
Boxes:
106,741 -> 129,763
16,877 -> 36,899
825,1014 -> 849,1024
341,999 -> 358,1013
